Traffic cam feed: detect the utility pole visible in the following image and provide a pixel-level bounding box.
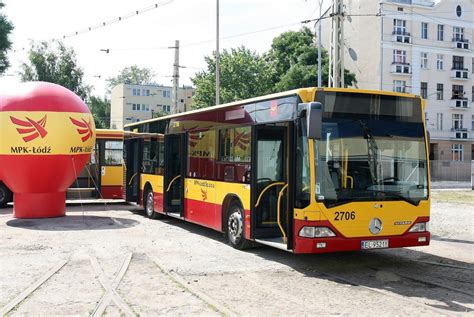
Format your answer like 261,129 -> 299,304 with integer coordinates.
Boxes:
329,0 -> 345,88
171,40 -> 180,114
316,0 -> 323,87
216,0 -> 220,105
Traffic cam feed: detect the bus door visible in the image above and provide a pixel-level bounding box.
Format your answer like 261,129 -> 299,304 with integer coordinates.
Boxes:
251,124 -> 293,247
164,133 -> 186,216
125,138 -> 142,203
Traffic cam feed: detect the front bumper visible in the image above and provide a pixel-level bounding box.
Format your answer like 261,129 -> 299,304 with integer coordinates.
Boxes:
293,219 -> 430,254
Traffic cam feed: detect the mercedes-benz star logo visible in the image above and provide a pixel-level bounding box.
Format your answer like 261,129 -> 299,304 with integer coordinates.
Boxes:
369,218 -> 383,235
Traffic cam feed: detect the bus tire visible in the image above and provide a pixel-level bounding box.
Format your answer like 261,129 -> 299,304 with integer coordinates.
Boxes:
0,183 -> 12,208
227,202 -> 251,250
144,187 -> 160,219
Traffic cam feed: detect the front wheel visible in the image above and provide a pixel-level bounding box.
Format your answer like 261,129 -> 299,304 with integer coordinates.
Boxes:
227,203 -> 251,250
144,188 -> 161,219
0,183 -> 12,208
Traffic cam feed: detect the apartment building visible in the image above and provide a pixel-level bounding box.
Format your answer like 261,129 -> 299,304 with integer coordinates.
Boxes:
110,84 -> 195,129
325,0 -> 473,162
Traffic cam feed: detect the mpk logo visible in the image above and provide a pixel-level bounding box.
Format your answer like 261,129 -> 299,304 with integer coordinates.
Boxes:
201,188 -> 208,201
233,130 -> 250,151
10,115 -> 48,142
70,117 -> 94,142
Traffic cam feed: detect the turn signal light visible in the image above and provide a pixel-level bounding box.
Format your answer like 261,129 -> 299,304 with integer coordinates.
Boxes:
299,226 -> 336,238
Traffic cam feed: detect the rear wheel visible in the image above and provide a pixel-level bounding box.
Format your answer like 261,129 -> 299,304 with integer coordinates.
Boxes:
0,183 -> 12,208
227,202 -> 251,250
144,188 -> 160,219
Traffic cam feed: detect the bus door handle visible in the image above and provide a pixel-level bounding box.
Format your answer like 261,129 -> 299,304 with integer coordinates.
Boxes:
277,184 -> 288,244
254,182 -> 286,207
166,175 -> 181,192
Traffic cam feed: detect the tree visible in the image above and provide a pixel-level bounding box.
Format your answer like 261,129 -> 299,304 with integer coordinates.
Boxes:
106,65 -> 156,92
191,46 -> 272,109
19,41 -> 91,100
88,96 -> 110,129
266,27 -> 356,91
0,0 -> 14,74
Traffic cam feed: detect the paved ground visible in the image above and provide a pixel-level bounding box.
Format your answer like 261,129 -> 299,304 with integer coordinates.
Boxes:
0,191 -> 473,316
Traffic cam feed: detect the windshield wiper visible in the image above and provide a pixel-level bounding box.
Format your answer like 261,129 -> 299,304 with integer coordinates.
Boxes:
358,120 -> 380,185
366,189 -> 420,206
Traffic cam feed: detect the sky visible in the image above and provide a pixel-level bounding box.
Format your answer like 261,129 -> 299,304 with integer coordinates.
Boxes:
0,0 -> 329,97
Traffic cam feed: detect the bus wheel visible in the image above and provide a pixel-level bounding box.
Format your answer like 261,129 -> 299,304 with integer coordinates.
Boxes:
0,183 -> 12,208
144,188 -> 160,219
227,202 -> 250,250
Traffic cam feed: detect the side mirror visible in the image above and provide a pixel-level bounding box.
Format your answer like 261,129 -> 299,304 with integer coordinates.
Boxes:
299,102 -> 323,139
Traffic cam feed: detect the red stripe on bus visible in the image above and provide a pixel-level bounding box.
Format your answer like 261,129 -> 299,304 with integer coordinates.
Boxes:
101,186 -> 123,199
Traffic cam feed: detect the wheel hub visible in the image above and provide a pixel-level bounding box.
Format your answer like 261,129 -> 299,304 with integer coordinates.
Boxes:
228,210 -> 243,244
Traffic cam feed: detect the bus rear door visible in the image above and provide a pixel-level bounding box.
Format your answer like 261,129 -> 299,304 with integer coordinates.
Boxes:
164,133 -> 187,217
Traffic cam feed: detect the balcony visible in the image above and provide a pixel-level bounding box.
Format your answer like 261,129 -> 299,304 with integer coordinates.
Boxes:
452,38 -> 469,50
451,130 -> 469,140
451,68 -> 470,80
392,31 -> 411,44
391,62 -> 411,75
451,98 -> 470,109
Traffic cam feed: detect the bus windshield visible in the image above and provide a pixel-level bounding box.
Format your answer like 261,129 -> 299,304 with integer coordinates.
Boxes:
314,91 -> 428,208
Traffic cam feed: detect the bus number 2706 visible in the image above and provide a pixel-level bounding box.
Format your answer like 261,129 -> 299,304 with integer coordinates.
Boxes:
334,211 -> 356,221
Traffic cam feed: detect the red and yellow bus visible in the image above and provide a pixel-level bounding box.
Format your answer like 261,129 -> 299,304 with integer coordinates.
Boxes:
0,129 -> 126,206
69,129 -> 126,200
124,87 -> 430,253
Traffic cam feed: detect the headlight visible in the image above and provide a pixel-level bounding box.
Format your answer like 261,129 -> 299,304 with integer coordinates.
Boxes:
409,222 -> 429,233
299,226 -> 336,238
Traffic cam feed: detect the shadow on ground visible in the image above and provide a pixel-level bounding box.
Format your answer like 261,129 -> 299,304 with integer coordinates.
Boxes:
6,215 -> 139,231
158,216 -> 474,314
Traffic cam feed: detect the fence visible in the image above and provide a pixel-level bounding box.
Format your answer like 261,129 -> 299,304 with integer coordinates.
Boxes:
429,160 -> 473,182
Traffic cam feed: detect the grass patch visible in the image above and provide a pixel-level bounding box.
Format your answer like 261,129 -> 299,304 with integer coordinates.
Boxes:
431,190 -> 474,203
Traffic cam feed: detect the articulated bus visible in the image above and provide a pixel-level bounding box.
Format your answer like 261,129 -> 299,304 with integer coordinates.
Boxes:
0,129 -> 126,207
124,87 -> 430,253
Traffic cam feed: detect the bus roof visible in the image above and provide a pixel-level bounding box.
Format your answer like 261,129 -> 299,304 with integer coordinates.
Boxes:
124,87 -> 420,129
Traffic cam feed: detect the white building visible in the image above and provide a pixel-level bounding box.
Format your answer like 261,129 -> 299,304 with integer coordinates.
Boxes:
110,84 -> 195,129
324,0 -> 473,162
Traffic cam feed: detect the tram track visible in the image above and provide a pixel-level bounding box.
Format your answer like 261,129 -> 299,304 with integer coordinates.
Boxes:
148,253 -> 237,317
0,258 -> 69,316
303,266 -> 463,316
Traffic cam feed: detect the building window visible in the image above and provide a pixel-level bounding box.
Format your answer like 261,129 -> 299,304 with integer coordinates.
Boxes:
132,103 -> 138,111
472,86 -> 474,102
472,115 -> 474,131
163,90 -> 171,98
219,127 -> 251,162
132,88 -> 140,96
421,82 -> 428,99
452,114 -> 464,130
452,85 -> 464,99
143,89 -> 150,96
436,54 -> 444,70
452,144 -> 463,161
393,50 -> 407,64
452,56 -> 464,70
436,113 -> 443,130
421,22 -> 428,39
421,52 -> 428,69
393,19 -> 406,35
393,80 -> 406,93
437,24 -> 444,41
436,83 -> 444,100
453,27 -> 464,41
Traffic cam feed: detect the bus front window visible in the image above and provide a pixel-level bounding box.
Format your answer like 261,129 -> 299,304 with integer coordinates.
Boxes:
314,92 -> 428,208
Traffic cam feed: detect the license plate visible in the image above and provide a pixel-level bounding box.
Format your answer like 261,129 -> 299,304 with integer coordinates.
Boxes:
361,239 -> 389,250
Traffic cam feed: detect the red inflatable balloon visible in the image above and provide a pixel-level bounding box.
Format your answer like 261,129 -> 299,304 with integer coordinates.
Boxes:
0,82 -> 96,218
